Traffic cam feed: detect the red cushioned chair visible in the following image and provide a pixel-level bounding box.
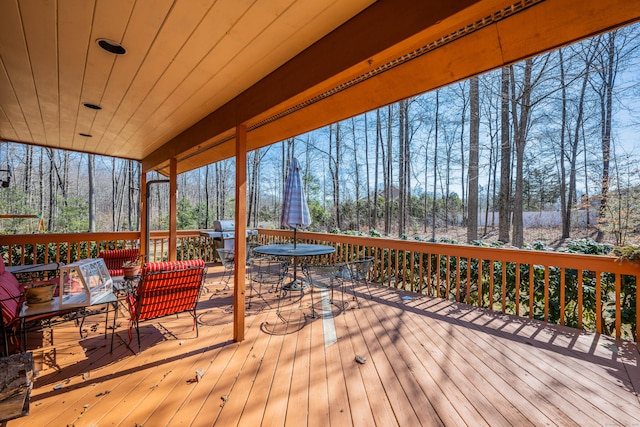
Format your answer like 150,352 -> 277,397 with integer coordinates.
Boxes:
98,248 -> 140,277
126,259 -> 206,353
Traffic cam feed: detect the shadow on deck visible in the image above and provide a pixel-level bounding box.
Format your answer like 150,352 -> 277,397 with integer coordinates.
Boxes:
6,263 -> 640,426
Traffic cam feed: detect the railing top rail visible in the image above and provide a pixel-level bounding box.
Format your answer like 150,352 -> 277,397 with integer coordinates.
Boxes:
255,228 -> 640,275
0,231 -> 141,245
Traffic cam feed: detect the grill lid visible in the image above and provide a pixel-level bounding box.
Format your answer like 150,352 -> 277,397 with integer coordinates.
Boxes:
214,220 -> 235,231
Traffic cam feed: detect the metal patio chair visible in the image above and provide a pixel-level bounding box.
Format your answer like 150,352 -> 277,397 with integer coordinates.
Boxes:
248,256 -> 286,310
303,262 -> 345,316
216,248 -> 234,290
339,256 -> 374,307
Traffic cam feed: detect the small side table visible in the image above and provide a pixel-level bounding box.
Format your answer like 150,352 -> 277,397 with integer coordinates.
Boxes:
112,275 -> 141,316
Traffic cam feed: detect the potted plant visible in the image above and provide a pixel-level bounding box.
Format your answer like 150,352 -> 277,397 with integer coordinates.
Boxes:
122,260 -> 141,278
24,280 -> 57,305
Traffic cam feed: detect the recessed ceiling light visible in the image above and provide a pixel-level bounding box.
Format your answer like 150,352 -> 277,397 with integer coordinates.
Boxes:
79,133 -> 92,137
82,102 -> 102,110
96,38 -> 126,55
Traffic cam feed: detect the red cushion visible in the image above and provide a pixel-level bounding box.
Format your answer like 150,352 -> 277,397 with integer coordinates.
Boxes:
130,259 -> 205,322
0,272 -> 22,326
98,249 -> 140,274
141,259 -> 205,275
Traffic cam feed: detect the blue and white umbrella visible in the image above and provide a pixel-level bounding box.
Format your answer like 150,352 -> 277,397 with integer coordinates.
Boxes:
281,157 -> 311,248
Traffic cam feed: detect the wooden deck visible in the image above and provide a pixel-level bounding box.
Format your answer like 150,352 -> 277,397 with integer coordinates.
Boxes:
6,265 -> 640,426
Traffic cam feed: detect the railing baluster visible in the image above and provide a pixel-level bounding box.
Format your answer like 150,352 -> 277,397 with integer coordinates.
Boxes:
489,260 -> 495,311
529,265 -> 534,318
615,274 -> 621,339
544,266 -> 550,322
560,268 -> 566,326
515,262 -> 521,316
477,258 -> 483,307
466,257 -> 471,304
445,255 -> 450,300
577,269 -> 583,329
595,272 -> 602,334
503,261 -> 509,313
394,249 -> 399,289
455,256 -> 461,302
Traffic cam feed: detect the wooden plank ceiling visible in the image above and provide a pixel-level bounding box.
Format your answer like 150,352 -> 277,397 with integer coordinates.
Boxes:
0,0 -> 639,175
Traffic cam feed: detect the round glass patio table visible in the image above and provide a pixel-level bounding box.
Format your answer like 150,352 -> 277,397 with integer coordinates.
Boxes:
253,243 -> 335,257
253,244 -> 335,290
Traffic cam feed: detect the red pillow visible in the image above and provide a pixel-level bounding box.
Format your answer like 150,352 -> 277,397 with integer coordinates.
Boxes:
0,272 -> 21,325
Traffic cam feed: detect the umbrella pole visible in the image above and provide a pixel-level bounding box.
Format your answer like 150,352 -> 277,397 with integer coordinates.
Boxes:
292,227 -> 298,282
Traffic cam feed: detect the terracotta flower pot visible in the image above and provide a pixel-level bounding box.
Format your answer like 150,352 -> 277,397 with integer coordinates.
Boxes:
123,266 -> 141,278
25,281 -> 57,305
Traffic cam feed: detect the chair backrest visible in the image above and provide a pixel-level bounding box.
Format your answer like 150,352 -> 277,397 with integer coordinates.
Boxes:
247,242 -> 262,262
346,257 -> 374,281
0,270 -> 22,326
250,256 -> 285,286
98,248 -> 140,276
132,259 -> 205,322
216,249 -> 234,269
304,263 -> 341,288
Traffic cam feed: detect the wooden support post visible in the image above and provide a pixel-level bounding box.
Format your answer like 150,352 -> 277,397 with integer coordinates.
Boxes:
234,124 -> 247,342
139,171 -> 147,260
169,158 -> 178,262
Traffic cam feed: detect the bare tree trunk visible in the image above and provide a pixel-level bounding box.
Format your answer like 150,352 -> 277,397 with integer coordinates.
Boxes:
444,137 -> 453,230
204,165 -> 210,228
47,151 -> 55,230
24,145 -> 32,199
63,151 -> 69,198
385,106 -> 392,235
431,91 -> 439,240
511,59 -> 533,248
88,154 -> 96,232
559,48 -> 569,238
38,147 -> 44,223
566,45 -> 594,237
351,118 -> 361,231
405,102 -> 412,235
364,113 -> 372,230
596,32 -> 617,242
328,124 -> 342,230
498,67 -> 511,243
111,158 -> 117,230
459,83 -> 468,226
398,100 -> 406,236
374,109 -> 381,231
248,149 -> 260,227
467,77 -> 480,242
423,136 -> 430,233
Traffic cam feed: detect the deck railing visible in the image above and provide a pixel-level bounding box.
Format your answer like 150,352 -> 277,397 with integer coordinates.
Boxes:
0,231 -> 220,266
256,228 -> 639,343
1,229 -> 638,342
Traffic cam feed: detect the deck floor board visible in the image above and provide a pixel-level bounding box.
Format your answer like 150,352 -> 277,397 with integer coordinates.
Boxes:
6,268 -> 639,426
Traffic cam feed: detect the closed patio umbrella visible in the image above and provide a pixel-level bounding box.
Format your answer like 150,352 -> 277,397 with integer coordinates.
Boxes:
281,157 -> 311,249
